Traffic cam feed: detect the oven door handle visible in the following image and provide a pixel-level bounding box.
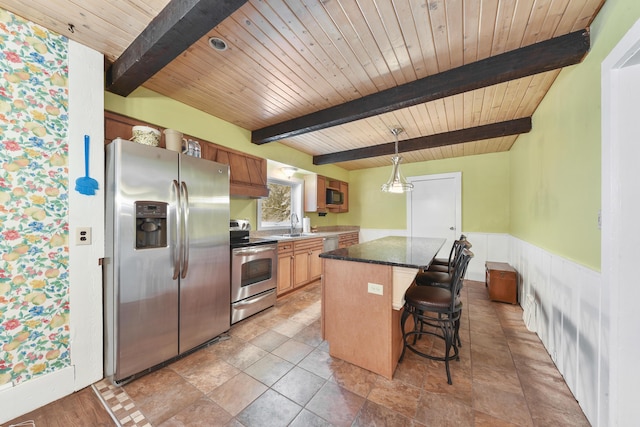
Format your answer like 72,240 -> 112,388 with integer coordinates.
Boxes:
233,289 -> 276,307
234,246 -> 276,255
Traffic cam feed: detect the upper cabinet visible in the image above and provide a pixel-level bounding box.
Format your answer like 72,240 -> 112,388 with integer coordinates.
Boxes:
105,112 -> 268,198
304,174 -> 348,213
304,174 -> 326,213
326,178 -> 348,213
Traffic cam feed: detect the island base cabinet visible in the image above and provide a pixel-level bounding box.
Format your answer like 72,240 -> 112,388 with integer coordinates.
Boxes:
322,258 -> 399,379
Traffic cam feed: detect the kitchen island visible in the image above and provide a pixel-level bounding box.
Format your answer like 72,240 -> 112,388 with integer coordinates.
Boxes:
319,236 -> 445,379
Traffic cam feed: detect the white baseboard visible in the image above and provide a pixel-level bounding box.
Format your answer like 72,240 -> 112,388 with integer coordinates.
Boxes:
0,367 -> 75,423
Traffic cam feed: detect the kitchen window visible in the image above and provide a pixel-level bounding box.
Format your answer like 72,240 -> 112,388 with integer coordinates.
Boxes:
258,178 -> 303,230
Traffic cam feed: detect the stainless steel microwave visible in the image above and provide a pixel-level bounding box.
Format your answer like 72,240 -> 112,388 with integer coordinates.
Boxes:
326,188 -> 344,205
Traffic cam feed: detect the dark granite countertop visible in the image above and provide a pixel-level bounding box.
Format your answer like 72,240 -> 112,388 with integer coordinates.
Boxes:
319,236 -> 446,269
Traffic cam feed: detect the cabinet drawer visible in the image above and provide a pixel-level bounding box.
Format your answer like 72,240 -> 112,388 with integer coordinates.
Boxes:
278,242 -> 294,255
338,232 -> 359,248
294,238 -> 323,252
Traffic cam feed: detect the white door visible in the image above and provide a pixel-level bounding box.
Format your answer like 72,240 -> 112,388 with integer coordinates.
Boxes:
407,172 -> 461,258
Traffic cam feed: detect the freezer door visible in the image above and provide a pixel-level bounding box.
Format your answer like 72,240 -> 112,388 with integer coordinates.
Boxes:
105,140 -> 180,381
178,154 -> 230,352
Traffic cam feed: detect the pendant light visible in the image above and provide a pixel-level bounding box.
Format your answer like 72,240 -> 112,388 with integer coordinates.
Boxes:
381,127 -> 414,193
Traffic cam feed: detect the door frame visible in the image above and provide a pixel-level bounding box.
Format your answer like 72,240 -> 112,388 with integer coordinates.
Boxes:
602,16 -> 640,425
406,171 -> 462,240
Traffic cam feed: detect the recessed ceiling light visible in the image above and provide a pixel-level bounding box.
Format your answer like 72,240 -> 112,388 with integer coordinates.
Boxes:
208,37 -> 228,52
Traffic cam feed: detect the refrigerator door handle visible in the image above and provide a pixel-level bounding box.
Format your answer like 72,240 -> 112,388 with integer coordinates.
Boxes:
172,179 -> 181,280
180,181 -> 190,279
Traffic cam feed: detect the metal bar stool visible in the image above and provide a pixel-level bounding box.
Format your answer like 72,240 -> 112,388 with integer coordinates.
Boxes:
399,248 -> 473,384
416,238 -> 472,287
430,234 -> 468,268
427,236 -> 471,273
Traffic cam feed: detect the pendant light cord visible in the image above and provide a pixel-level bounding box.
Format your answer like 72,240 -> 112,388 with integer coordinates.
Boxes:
391,127 -> 402,156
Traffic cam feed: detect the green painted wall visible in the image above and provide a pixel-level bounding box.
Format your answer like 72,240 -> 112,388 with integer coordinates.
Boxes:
509,0 -> 640,271
105,89 -> 511,233
342,152 -> 510,232
105,88 -> 348,228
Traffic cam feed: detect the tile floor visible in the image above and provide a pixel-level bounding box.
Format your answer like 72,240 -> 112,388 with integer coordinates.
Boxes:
7,279 -> 590,426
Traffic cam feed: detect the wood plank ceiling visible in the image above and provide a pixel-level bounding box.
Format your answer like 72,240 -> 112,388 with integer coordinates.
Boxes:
0,0 -> 605,170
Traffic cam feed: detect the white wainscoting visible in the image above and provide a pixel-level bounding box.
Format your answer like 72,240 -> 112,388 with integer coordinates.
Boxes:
360,229 -> 605,425
509,237 -> 603,426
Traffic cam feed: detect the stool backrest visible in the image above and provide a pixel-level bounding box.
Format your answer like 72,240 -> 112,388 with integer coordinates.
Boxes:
450,249 -> 474,307
445,238 -> 472,273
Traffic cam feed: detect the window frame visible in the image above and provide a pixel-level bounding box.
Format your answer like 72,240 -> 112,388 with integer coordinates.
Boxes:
257,177 -> 304,231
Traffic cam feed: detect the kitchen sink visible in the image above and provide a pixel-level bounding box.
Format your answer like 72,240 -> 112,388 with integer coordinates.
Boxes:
271,233 -> 315,238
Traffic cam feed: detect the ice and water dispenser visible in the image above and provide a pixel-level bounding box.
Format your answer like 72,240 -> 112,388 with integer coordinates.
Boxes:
135,201 -> 168,249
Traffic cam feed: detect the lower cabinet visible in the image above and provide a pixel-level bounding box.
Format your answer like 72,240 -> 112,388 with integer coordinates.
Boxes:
338,232 -> 359,248
294,238 -> 323,287
277,238 -> 324,296
277,242 -> 294,295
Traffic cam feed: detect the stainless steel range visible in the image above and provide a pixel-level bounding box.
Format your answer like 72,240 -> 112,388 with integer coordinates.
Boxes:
230,221 -> 278,324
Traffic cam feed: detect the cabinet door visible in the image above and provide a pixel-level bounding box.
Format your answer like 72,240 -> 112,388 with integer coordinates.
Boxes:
199,142 -> 218,162
339,182 -> 349,212
317,176 -> 326,211
309,247 -> 323,280
277,253 -> 294,295
294,251 -> 311,287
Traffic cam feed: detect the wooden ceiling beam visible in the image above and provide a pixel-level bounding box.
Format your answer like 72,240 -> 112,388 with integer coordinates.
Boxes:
252,29 -> 589,145
312,118 -> 532,165
105,0 -> 247,96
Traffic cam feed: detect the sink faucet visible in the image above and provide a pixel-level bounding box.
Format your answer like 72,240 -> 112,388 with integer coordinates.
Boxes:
290,213 -> 299,234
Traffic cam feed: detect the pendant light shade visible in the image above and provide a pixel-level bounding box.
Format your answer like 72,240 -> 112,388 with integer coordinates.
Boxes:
381,127 -> 414,193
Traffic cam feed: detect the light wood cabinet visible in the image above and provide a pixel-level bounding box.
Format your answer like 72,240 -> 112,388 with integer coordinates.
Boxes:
293,238 -> 324,287
304,174 -> 349,213
339,181 -> 349,213
338,232 -> 359,248
326,178 -> 347,213
277,242 -> 294,294
104,111 -> 268,198
277,237 -> 324,296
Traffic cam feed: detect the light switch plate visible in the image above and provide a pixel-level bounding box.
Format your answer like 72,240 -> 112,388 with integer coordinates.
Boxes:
76,227 -> 92,245
367,282 -> 383,295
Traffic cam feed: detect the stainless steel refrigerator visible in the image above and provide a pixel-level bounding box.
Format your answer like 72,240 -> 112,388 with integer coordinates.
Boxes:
104,139 -> 230,383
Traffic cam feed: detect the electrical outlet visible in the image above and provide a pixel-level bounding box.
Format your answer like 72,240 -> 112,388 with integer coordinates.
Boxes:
367,282 -> 383,295
76,227 -> 92,245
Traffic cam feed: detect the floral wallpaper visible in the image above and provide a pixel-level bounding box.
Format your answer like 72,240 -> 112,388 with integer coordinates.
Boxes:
0,8 -> 70,386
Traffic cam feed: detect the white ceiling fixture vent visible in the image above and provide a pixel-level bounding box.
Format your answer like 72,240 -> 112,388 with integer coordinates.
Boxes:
208,37 -> 228,52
